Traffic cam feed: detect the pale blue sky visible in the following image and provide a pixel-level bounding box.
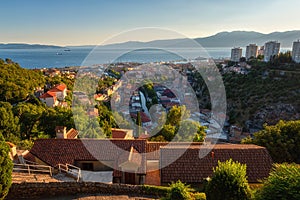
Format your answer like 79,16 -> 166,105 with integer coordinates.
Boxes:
1,0 -> 299,45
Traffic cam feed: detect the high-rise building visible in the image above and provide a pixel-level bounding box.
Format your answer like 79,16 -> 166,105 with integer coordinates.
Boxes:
292,40 -> 300,63
257,46 -> 264,56
231,47 -> 242,62
246,44 -> 258,60
264,41 -> 280,62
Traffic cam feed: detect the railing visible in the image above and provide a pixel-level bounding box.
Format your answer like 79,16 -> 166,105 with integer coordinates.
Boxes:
13,163 -> 53,176
58,163 -> 81,182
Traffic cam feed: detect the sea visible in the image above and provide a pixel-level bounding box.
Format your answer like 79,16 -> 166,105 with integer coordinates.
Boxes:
0,47 -> 291,69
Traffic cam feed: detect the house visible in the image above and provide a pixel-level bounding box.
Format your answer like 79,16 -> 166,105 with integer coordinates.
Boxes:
55,126 -> 79,139
39,91 -> 58,107
24,139 -> 147,185
48,84 -> 67,101
112,128 -> 134,139
160,144 -> 273,185
39,84 -> 67,107
24,139 -> 273,186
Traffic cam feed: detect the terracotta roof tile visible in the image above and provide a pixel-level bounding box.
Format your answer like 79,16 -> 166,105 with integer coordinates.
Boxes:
160,144 -> 273,183
29,139 -> 146,175
40,91 -> 56,98
48,84 -> 67,92
66,128 -> 78,139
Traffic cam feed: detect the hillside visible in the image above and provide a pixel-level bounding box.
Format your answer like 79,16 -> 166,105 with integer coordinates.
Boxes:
0,59 -> 45,103
100,30 -> 300,48
223,65 -> 300,132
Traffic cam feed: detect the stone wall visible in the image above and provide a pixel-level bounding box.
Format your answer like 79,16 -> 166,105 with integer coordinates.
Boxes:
6,182 -> 168,199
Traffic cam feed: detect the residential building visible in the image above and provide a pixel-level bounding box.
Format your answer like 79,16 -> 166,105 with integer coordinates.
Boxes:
39,83 -> 67,107
231,47 -> 242,62
264,41 -> 280,62
55,126 -> 78,139
292,40 -> 300,63
245,44 -> 258,60
39,91 -> 58,107
24,139 -> 273,185
48,84 -> 67,101
257,46 -> 264,56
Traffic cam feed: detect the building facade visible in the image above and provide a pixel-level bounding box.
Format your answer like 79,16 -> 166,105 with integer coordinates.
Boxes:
264,41 -> 280,62
246,44 -> 258,60
292,40 -> 300,63
231,47 -> 243,62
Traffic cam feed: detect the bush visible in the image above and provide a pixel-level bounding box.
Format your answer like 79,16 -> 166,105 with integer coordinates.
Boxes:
242,120 -> 300,163
164,180 -> 192,200
141,185 -> 170,197
192,192 -> 206,200
254,163 -> 300,200
205,159 -> 252,200
0,134 -> 13,200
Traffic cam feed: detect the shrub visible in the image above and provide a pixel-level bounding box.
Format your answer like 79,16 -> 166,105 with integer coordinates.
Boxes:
254,163 -> 300,200
205,159 -> 252,200
0,134 -> 13,200
164,180 -> 192,200
141,184 -> 170,197
192,192 -> 206,200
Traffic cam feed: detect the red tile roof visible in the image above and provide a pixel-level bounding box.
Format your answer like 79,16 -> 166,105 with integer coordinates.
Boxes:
146,142 -> 203,160
48,84 -> 67,92
112,129 -> 127,139
29,139 -> 146,175
39,91 -> 56,99
160,144 -> 273,183
66,128 -> 78,139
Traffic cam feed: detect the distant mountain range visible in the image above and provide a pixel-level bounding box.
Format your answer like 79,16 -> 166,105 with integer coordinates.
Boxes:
2,31 -> 300,49
0,43 -> 62,49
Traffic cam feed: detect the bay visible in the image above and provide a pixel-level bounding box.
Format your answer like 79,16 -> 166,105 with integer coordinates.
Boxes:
0,47 -> 291,69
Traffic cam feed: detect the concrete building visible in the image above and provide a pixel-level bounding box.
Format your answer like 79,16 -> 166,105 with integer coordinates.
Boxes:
292,40 -> 300,63
246,44 -> 258,60
258,46 -> 264,56
264,41 -> 280,62
231,47 -> 242,62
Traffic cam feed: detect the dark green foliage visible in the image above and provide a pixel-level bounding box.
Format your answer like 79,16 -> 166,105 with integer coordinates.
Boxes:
0,134 -> 13,200
0,101 -> 20,141
140,185 -> 170,197
164,181 -> 192,200
150,105 -> 206,142
205,159 -> 252,200
222,67 -> 300,127
255,163 -> 300,200
242,120 -> 300,163
0,60 -> 45,103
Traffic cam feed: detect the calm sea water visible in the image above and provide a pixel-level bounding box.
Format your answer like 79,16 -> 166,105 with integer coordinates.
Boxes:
0,47 -> 291,69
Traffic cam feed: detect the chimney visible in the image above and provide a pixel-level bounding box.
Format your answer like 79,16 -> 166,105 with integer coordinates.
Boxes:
55,126 -> 67,139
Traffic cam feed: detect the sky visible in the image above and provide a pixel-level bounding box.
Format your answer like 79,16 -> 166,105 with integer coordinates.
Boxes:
1,0 -> 300,46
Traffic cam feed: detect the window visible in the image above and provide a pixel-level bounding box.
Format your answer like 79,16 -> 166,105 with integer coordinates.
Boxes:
82,163 -> 94,171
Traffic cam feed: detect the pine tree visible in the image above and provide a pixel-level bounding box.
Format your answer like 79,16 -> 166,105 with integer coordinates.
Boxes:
0,133 -> 13,200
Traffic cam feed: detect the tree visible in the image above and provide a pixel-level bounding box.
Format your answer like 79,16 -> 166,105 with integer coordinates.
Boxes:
166,105 -> 190,127
13,103 -> 45,140
255,163 -> 300,200
160,124 -> 176,141
242,120 -> 300,163
0,133 -> 13,200
164,180 -> 192,200
0,102 -> 20,141
175,120 -> 206,142
136,111 -> 142,137
205,159 -> 252,200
